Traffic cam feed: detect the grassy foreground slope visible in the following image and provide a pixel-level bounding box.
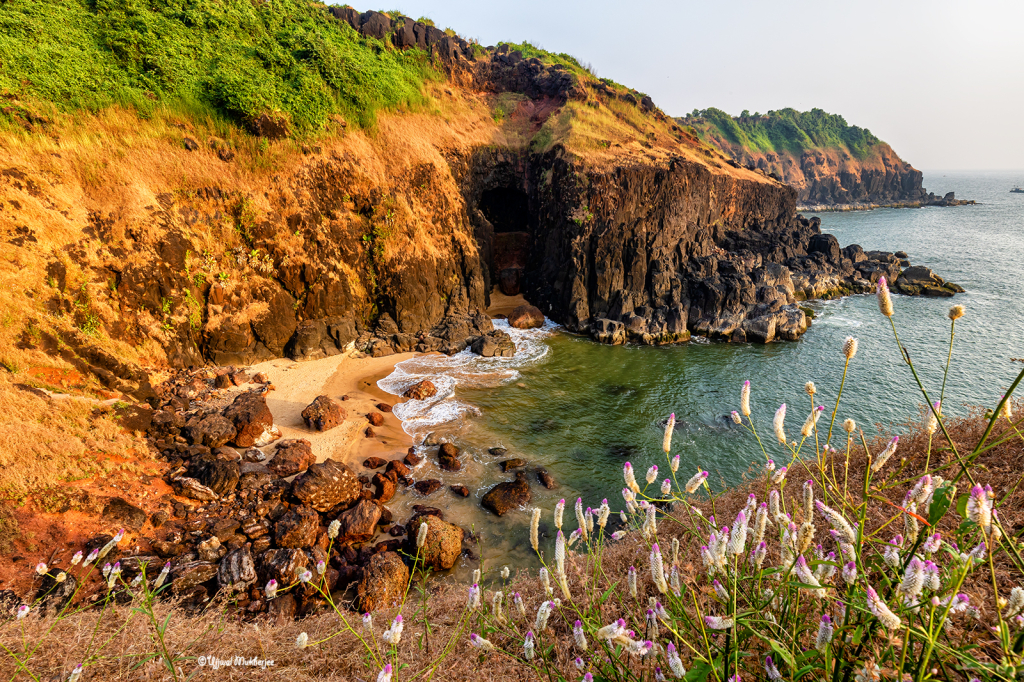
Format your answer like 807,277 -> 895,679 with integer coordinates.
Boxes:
0,0 -> 438,131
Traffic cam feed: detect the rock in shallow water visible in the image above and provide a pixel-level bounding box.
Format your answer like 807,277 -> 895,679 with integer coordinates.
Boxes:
507,304 -> 544,329
470,330 -> 516,357
403,380 -> 437,400
481,472 -> 532,516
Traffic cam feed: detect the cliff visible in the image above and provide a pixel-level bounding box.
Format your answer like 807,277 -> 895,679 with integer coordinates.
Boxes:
679,108 -> 933,208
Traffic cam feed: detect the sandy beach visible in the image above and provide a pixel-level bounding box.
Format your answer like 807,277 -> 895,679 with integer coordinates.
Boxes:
247,350 -> 423,468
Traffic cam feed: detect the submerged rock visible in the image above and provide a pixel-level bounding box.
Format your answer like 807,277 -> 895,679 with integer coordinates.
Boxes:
438,443 -> 462,472
482,472 -> 532,516
403,380 -> 437,400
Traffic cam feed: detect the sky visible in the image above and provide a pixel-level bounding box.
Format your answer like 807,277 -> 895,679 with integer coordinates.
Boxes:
359,0 -> 1024,170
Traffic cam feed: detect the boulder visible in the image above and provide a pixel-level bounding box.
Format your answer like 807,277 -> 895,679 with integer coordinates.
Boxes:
404,450 -> 423,467
438,443 -> 462,472
371,472 -> 396,503
590,318 -> 627,345
259,548 -> 308,586
375,402 -> 393,413
481,472 -> 532,516
188,455 -> 240,496
217,547 -> 257,592
450,485 -> 470,497
407,514 -> 463,571
182,414 -> 236,448
334,498 -> 382,544
507,305 -> 544,329
414,479 -> 442,496
274,505 -> 319,548
173,477 -> 218,502
500,458 -> 527,471
357,551 -> 410,612
363,457 -> 388,469
386,460 -> 410,477
170,561 -> 218,595
197,536 -> 225,563
291,459 -> 362,512
470,330 -> 516,357
102,497 -> 147,530
301,395 -> 346,431
268,439 -> 315,477
223,392 -> 273,448
536,468 -> 557,489
498,267 -> 521,295
403,380 -> 437,401
367,412 -> 385,427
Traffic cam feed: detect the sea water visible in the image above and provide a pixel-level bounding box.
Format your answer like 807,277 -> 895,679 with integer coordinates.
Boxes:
379,170 -> 1024,577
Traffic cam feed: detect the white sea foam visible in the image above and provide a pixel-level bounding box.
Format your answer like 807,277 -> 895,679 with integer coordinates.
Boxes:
377,319 -> 558,438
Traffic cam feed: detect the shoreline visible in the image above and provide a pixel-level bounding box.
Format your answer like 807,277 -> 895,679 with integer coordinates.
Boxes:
247,350 -> 421,468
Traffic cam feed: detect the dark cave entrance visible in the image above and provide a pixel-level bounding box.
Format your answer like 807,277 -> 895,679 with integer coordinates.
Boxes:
480,187 -> 530,233
479,187 -> 532,297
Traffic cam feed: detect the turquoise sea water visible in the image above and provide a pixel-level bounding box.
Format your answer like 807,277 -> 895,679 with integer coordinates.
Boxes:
380,170 -> 1024,574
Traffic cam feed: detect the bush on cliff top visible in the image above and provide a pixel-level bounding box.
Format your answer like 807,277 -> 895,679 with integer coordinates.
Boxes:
684,106 -> 883,159
0,0 -> 440,131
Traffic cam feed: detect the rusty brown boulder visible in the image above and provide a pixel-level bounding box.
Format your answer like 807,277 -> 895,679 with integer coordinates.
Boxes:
402,380 -> 437,401
406,514 -> 463,571
268,439 -> 315,477
507,304 -> 545,329
223,391 -> 273,448
357,551 -> 409,612
274,505 -> 319,548
291,458 -> 361,512
334,498 -> 382,544
301,395 -> 346,431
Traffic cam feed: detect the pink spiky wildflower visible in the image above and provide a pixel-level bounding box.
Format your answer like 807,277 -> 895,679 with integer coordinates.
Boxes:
870,436 -> 899,473
265,579 -> 278,599
842,561 -> 857,584
650,543 -> 668,594
523,631 -> 535,660
624,462 -> 640,493
667,642 -> 686,678
765,655 -> 782,680
376,663 -> 393,682
815,615 -> 834,652
469,633 -> 495,652
554,498 -> 565,529
876,276 -> 894,317
382,615 -> 404,645
866,586 -> 901,629
966,484 -> 993,531
685,470 -> 708,494
704,615 -> 734,630
801,406 -> 825,438
573,619 -> 587,650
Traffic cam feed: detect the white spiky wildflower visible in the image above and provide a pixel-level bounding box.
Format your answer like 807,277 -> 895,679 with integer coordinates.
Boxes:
597,499 -> 611,528
704,615 -> 734,630
1000,394 -> 1013,420
713,579 -> 729,603
926,401 -> 941,435
67,664 -> 83,682
815,500 -> 856,544
794,555 -> 821,591
491,591 -> 505,622
362,612 -> 373,632
296,632 -> 309,649
740,380 -> 751,417
797,521 -> 816,554
328,519 -> 340,540
771,466 -> 787,486
815,615 -> 834,652
534,600 -> 553,632
801,406 -> 825,437
554,498 -> 565,529
773,404 -> 787,444
727,511 -> 747,555
417,521 -> 429,549
298,570 -> 313,583
472,569 -> 481,584
664,643 -> 686,678
661,478 -> 672,496
899,557 -> 927,601
1004,587 -> 1024,618
554,530 -> 566,574
611,530 -> 627,541
750,541 -> 767,568
469,633 -> 494,652
663,413 -> 675,453
884,536 -> 903,570
967,484 -> 993,532
585,507 -> 594,534
513,591 -> 526,618
867,586 -> 901,629
650,543 -> 668,594
843,336 -> 858,361
842,561 -> 857,584
923,532 -> 942,554
573,619 -> 588,650
265,579 -> 278,599
575,497 -> 588,542
467,583 -> 481,610
376,664 -> 393,682
539,568 -> 552,597
731,411 -> 742,424
16,605 -> 29,619
628,565 -> 638,598
876,276 -> 894,317
669,565 -> 681,596
642,502 -> 657,538
624,462 -> 640,493
523,631 -> 535,660
843,418 -> 856,433
685,470 -> 708,494
765,656 -> 782,681
870,436 -> 899,473
97,529 -> 124,560
924,561 -> 940,591
530,507 -> 541,553
382,615 -> 404,645
768,489 -> 781,521
646,465 -> 659,485
802,479 -> 815,519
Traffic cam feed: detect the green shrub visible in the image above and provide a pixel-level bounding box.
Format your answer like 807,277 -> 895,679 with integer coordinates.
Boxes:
0,0 -> 442,133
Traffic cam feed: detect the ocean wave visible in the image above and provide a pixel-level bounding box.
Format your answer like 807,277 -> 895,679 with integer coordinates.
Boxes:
377,319 -> 558,438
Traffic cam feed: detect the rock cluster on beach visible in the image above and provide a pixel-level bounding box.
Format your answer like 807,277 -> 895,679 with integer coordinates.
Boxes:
132,367 -> 478,617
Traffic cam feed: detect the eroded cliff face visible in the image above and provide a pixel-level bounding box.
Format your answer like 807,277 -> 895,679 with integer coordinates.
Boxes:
716,142 -> 927,207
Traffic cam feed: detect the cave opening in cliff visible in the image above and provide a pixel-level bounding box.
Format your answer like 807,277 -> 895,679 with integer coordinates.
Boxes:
480,187 -> 530,233
480,186 -> 532,297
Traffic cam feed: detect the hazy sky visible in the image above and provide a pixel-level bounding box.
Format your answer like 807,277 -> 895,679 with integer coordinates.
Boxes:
364,0 -> 1024,170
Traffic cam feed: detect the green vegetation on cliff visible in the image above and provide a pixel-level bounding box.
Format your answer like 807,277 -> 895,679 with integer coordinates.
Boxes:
683,107 -> 882,159
0,0 -> 439,131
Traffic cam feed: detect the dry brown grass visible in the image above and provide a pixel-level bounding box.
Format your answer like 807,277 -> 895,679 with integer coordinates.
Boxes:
3,403 -> 1019,681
